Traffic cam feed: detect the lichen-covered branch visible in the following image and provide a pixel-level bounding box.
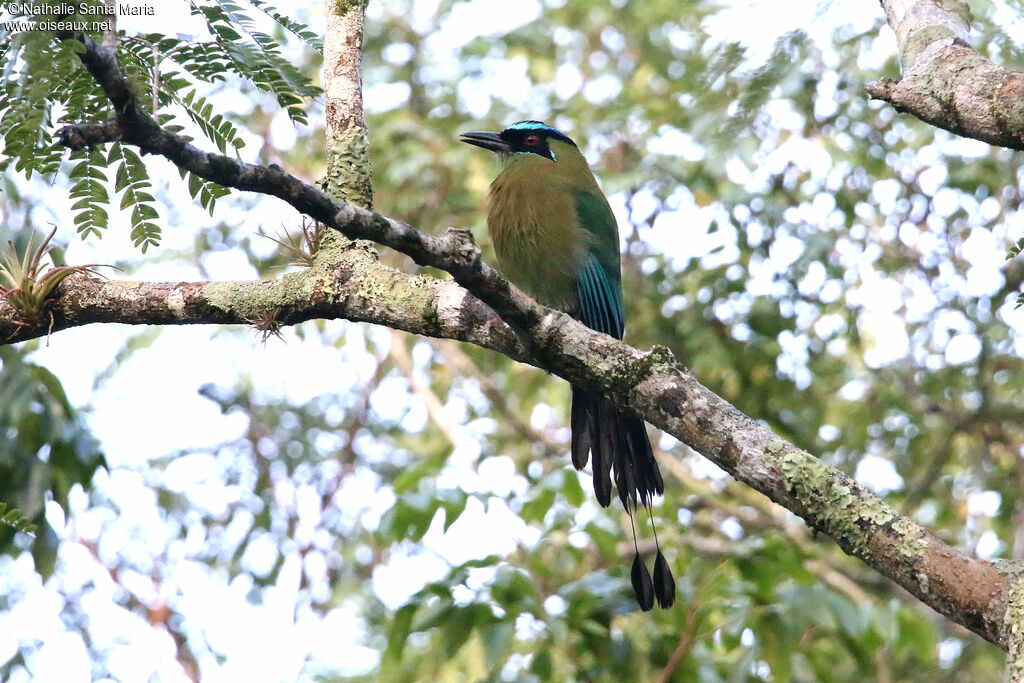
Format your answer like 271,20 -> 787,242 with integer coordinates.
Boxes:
37,30 -> 1024,650
867,0 -> 1024,150
1006,577 -> 1024,680
323,0 -> 372,208
0,241 -> 527,361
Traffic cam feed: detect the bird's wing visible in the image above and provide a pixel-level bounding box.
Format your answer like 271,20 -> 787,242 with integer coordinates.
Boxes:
570,189 -> 660,516
577,254 -> 624,339
573,190 -> 624,339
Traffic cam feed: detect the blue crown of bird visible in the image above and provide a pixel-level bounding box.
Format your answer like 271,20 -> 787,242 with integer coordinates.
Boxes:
461,120 -> 675,610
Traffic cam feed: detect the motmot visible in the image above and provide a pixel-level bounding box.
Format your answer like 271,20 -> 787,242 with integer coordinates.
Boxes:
461,121 -> 674,610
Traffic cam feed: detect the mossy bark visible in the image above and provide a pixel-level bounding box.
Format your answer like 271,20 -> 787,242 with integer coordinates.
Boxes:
322,0 -> 372,211
868,0 -> 1024,151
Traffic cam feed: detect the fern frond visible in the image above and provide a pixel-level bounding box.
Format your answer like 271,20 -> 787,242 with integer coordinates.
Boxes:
246,0 -> 323,53
112,144 -> 161,251
67,148 -> 111,239
179,167 -> 232,215
178,88 -> 247,154
188,0 -> 321,123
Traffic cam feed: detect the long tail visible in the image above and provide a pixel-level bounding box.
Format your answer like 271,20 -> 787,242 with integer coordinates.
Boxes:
570,388 -> 663,508
570,387 -> 674,610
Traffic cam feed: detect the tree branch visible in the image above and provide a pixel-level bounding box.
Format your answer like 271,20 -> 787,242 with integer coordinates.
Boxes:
0,245 -> 527,360
867,0 -> 1024,150
323,0 -> 372,208
33,30 -> 1024,650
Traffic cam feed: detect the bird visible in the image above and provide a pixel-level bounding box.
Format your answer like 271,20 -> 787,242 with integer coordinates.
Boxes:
460,120 -> 674,610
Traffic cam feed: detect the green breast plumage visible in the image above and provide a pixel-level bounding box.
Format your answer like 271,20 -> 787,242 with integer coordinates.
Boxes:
485,149 -> 624,334
486,154 -> 587,312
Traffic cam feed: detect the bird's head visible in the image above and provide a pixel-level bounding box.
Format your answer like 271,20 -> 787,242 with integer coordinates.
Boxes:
460,120 -> 577,162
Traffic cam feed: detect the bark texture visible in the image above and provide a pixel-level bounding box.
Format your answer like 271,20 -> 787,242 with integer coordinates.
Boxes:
0,242 -> 526,361
323,0 -> 372,209
867,0 -> 1024,150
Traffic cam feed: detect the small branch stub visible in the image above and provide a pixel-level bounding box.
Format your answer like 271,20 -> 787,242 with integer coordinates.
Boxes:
872,0 -> 1024,151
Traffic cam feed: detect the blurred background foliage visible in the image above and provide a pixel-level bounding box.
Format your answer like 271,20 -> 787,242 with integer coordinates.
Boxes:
2,0 -> 1024,679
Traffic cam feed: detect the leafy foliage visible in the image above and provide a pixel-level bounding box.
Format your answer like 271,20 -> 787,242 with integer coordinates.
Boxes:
67,149 -> 111,239
0,31 -> 104,179
110,144 -> 162,251
0,1 -> 321,249
0,345 -> 104,578
186,0 -> 322,124
248,0 -> 323,53
180,167 -> 233,215
0,502 -> 37,535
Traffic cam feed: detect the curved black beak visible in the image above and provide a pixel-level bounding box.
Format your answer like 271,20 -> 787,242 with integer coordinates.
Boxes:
459,131 -> 511,154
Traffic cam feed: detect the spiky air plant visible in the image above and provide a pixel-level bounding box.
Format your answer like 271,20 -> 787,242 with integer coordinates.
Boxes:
0,226 -> 111,330
245,307 -> 284,345
259,217 -> 327,268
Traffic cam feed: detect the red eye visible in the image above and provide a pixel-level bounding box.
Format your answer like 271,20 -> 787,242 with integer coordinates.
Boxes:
524,134 -> 540,146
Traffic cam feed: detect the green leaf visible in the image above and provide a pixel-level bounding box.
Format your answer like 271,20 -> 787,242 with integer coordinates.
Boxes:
384,603 -> 417,663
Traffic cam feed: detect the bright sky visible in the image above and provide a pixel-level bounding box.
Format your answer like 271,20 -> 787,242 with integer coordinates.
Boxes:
2,0 -> 1022,680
